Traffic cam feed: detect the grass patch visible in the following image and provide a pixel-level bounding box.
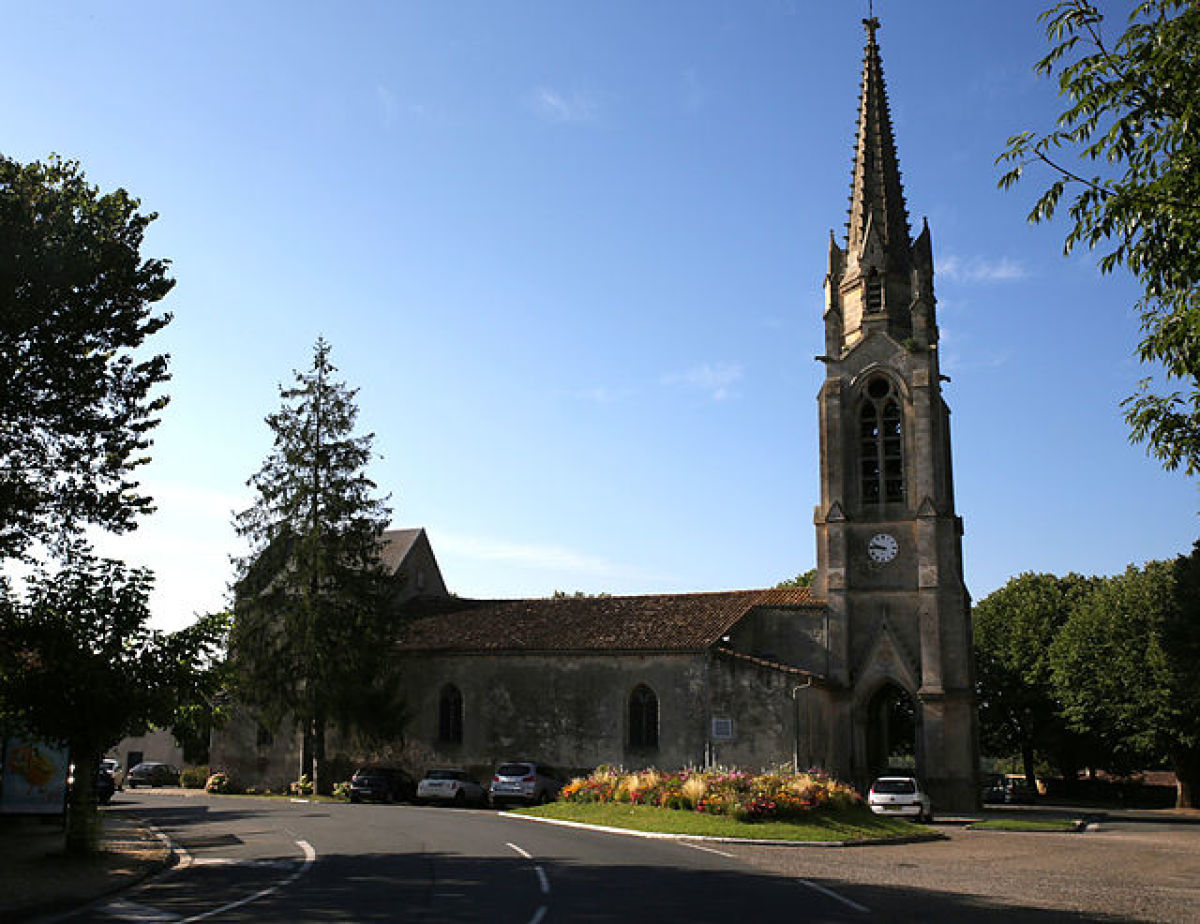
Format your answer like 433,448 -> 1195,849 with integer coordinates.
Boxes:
511,801 -> 928,842
970,817 -> 1081,832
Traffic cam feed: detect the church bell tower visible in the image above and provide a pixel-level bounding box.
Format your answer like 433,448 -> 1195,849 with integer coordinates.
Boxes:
813,17 -> 978,811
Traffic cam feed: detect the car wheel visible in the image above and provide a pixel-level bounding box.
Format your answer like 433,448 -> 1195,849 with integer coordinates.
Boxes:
454,789 -> 466,806
537,791 -> 550,805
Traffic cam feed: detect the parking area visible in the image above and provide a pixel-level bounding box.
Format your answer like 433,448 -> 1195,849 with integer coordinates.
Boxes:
730,812 -> 1200,923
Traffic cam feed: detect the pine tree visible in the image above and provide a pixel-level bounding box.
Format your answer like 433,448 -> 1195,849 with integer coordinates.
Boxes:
230,338 -> 393,794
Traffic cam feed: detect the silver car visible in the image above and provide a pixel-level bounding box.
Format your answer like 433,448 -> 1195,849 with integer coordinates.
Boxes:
488,761 -> 563,807
416,768 -> 488,807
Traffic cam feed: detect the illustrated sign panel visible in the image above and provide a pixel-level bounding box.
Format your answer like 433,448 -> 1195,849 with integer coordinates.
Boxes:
2,737 -> 69,815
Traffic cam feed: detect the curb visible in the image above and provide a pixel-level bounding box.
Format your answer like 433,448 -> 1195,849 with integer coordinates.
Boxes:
500,811 -> 947,848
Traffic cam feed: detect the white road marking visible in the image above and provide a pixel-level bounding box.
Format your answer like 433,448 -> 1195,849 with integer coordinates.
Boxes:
178,839 -> 317,923
795,877 -> 870,914
97,899 -> 182,922
534,865 -> 550,894
506,841 -> 533,859
529,907 -> 548,924
679,842 -> 735,858
506,842 -> 552,921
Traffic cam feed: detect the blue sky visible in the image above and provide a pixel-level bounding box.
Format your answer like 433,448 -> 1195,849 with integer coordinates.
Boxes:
3,1 -> 1192,631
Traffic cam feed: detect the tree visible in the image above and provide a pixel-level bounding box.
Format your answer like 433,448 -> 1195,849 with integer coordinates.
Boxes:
230,338 -> 394,794
998,1 -> 1200,475
973,573 -> 1098,789
776,569 -> 816,589
1050,548 -> 1200,808
0,546 -> 226,853
0,154 -> 173,560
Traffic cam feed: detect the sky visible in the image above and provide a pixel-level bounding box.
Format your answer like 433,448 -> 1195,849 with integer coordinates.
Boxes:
2,1 -> 1193,632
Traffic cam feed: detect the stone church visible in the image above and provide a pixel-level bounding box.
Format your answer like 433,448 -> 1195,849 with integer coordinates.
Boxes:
212,19 -> 979,811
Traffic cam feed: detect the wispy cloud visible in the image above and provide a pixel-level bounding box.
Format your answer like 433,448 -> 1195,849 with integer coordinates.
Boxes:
375,84 -> 398,127
438,531 -> 619,576
939,255 -> 1028,284
526,87 -> 599,123
660,361 -> 743,401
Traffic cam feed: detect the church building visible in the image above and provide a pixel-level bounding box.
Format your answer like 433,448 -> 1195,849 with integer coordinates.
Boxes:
211,18 -> 979,811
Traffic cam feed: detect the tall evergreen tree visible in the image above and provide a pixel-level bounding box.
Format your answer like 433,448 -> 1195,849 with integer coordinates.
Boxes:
230,338 -> 393,793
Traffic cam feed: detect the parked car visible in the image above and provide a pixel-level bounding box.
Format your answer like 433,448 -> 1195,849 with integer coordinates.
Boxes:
348,767 -> 416,804
982,773 -> 1035,805
94,766 -> 116,804
489,761 -> 563,807
416,768 -> 489,807
101,758 -> 123,790
125,762 -> 181,788
867,776 -> 933,822
68,763 -> 116,804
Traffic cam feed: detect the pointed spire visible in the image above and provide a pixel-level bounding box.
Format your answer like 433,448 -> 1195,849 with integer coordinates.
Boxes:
846,17 -> 911,269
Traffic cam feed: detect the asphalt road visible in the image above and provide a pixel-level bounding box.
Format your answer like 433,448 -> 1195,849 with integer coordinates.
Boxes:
50,792 -> 1200,923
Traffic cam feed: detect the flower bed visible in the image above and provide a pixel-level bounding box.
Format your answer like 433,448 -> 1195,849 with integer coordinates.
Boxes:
560,767 -> 861,822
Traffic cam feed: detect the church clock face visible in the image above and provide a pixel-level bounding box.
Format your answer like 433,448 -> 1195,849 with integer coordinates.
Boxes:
867,533 -> 899,563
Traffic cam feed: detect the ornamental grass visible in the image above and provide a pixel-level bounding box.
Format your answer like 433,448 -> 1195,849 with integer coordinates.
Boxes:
559,766 -> 861,823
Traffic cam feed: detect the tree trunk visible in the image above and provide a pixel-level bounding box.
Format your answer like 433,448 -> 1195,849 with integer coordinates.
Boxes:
65,747 -> 101,856
1172,749 -> 1199,809
300,720 -> 314,784
313,712 -> 329,796
1021,740 -> 1038,796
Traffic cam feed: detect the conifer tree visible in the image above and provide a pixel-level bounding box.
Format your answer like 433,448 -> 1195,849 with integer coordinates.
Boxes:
230,338 -> 393,793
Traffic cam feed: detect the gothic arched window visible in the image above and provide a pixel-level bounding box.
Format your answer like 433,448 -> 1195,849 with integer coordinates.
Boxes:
859,376 -> 905,505
438,684 -> 464,744
629,684 -> 659,749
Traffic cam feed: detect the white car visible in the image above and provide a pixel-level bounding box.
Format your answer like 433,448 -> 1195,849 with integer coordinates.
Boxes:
416,769 -> 488,807
867,776 -> 933,822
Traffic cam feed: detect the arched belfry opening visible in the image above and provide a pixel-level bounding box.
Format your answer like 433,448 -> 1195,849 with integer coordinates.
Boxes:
865,682 -> 919,780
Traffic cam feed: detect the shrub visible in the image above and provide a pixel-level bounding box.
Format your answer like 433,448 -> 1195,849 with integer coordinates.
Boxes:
205,772 -> 240,794
289,774 -> 314,796
180,766 -> 210,789
560,766 -> 861,823
332,781 -> 352,801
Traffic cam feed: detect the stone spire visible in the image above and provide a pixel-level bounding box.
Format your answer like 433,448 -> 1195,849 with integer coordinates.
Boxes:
845,16 -> 911,270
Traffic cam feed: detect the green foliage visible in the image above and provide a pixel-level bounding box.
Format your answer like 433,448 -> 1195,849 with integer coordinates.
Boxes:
0,154 -> 173,560
775,569 -> 816,589
179,766 -> 210,789
0,546 -> 226,851
332,780 -> 353,801
230,338 -> 395,793
973,573 -> 1100,781
1049,548 -> 1200,802
998,1 -> 1200,475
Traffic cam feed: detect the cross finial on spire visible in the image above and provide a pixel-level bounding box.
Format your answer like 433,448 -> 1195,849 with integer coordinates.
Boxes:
864,0 -> 879,40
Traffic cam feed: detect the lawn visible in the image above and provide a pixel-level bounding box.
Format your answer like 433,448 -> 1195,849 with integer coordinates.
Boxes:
970,817 -> 1083,832
511,801 -> 929,842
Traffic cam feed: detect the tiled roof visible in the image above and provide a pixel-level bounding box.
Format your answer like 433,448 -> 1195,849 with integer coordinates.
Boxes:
394,587 -> 822,654
379,528 -> 424,575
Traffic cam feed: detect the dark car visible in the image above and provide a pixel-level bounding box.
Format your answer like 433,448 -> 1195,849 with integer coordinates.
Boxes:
125,761 -> 181,788
68,764 -> 116,804
349,767 -> 416,804
94,767 -> 116,804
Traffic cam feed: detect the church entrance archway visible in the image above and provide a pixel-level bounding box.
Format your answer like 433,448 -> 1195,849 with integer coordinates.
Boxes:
866,682 -> 919,779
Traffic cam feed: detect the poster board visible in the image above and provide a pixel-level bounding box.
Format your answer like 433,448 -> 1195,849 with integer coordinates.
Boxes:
1,736 -> 69,815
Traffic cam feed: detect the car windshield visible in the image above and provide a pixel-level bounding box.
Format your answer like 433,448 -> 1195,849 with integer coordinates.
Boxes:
427,770 -> 464,781
873,779 -> 916,794
497,764 -> 532,776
